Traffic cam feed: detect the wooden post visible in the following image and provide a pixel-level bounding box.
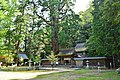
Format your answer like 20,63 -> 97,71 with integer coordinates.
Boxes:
113,56 -> 115,69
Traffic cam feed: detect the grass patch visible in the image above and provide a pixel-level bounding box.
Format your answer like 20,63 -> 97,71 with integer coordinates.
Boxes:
34,69 -> 90,80
32,69 -> 120,80
77,70 -> 120,80
99,71 -> 120,80
0,66 -> 49,72
74,69 -> 90,74
76,77 -> 104,80
36,71 -> 69,78
36,69 -> 90,78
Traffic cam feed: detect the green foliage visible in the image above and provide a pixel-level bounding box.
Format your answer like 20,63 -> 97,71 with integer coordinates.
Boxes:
0,0 -> 94,62
4,53 -> 15,64
0,0 -> 19,56
19,57 -> 24,63
79,2 -> 93,41
27,0 -> 78,54
34,54 -> 41,63
87,0 -> 120,56
59,14 -> 81,48
47,51 -> 58,63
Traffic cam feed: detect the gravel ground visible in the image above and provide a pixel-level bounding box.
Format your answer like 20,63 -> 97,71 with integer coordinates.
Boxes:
0,68 -> 74,80
0,71 -> 59,80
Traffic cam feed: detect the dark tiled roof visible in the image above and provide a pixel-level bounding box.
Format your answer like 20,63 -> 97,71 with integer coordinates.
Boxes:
57,48 -> 74,56
18,53 -> 28,59
75,43 -> 87,52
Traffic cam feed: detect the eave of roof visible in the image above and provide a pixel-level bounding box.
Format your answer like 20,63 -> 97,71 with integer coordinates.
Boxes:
75,47 -> 87,52
74,57 -> 106,60
57,53 -> 73,56
75,43 -> 87,52
58,48 -> 74,56
41,58 -> 49,61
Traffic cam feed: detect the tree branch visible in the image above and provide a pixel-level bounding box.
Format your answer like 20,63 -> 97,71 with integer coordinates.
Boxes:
35,12 -> 52,26
58,1 -> 66,11
31,1 -> 52,26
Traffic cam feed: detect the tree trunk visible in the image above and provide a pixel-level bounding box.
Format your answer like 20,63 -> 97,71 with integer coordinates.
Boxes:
52,27 -> 59,54
52,17 -> 59,54
113,56 -> 116,69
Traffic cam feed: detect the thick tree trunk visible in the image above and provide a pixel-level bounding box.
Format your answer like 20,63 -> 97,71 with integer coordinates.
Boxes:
49,2 -> 60,54
52,27 -> 59,54
52,17 -> 59,54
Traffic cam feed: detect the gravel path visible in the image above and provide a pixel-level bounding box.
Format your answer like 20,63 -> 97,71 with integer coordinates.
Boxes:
0,71 -> 59,80
0,68 -> 74,80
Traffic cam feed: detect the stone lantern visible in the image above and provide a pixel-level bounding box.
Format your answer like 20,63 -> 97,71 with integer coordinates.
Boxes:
28,59 -> 32,68
86,60 -> 89,69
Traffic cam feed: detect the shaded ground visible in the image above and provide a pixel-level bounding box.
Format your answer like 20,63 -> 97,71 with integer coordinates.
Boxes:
31,69 -> 120,80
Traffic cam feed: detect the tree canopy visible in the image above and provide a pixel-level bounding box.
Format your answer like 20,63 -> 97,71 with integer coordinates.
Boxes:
87,0 -> 120,57
0,0 -> 120,65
